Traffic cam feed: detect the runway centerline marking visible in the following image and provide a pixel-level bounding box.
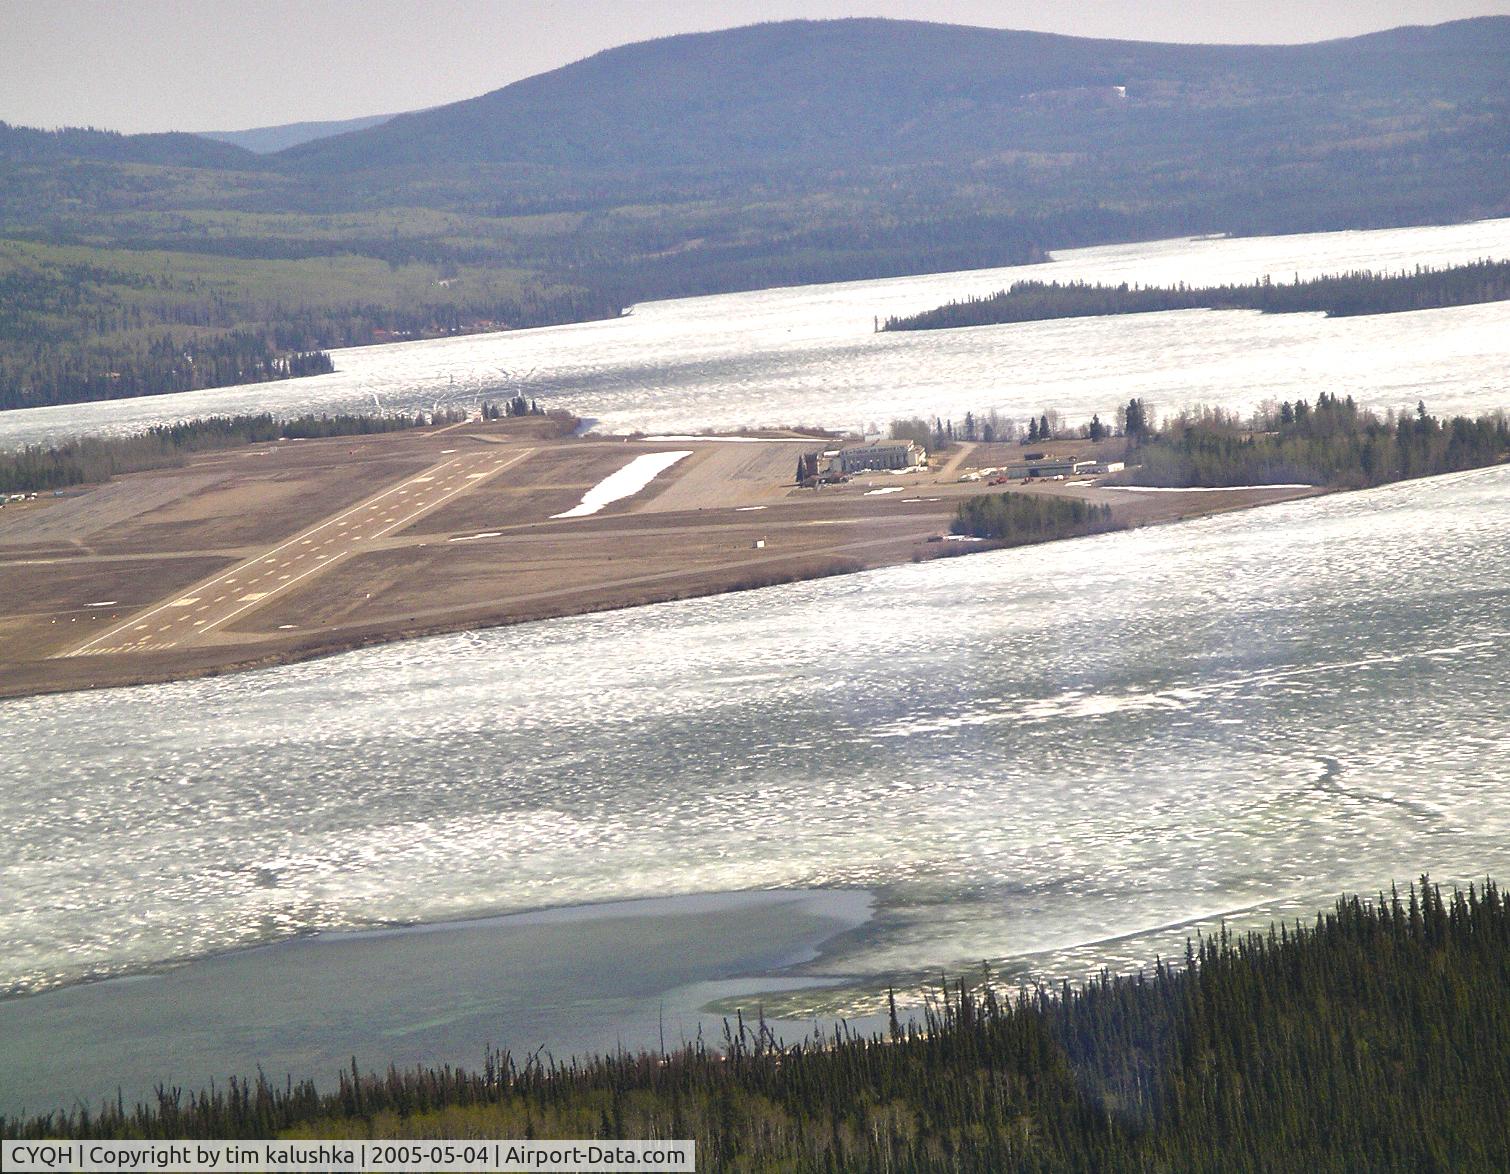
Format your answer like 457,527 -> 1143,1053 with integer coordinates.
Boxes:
60,448 -> 521,657
183,446 -> 536,646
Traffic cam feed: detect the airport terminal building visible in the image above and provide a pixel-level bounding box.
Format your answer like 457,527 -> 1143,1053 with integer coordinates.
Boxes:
838,441 -> 925,474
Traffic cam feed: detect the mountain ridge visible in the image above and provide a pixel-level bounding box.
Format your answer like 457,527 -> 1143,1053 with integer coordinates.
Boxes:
8,15 -> 1506,177
199,112 -> 403,154
0,121 -> 262,169
2,16 -> 1506,411
269,15 -> 1510,175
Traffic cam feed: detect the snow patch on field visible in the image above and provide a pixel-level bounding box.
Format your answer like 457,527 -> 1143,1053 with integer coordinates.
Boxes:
553,451 -> 693,518
642,435 -> 803,443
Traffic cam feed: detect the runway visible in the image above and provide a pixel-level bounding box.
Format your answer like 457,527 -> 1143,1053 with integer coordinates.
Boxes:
59,447 -> 534,658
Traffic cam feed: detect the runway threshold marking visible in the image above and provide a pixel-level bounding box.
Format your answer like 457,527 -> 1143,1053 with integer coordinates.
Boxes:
58,447 -> 534,657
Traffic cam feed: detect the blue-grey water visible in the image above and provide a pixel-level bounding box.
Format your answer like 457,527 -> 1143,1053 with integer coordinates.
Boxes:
0,891 -> 871,1117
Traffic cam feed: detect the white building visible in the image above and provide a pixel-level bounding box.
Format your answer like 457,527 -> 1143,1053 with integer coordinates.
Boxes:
839,441 -> 924,474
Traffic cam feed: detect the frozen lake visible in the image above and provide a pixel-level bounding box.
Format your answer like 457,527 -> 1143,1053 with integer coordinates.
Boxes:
1,220 -> 1506,1113
3,466 -> 1506,1012
2,218 -> 1508,450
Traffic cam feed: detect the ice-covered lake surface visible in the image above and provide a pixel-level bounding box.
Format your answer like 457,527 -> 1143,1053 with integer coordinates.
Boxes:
3,465 -> 1507,1005
2,221 -> 1508,1106
2,218 -> 1509,451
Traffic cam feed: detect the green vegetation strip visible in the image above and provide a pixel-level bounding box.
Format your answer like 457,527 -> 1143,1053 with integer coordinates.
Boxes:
882,259 -> 1510,331
951,492 -> 1120,544
4,879 -> 1506,1171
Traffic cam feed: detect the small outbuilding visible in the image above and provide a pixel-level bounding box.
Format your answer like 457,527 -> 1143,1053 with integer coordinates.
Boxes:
1006,456 -> 1097,479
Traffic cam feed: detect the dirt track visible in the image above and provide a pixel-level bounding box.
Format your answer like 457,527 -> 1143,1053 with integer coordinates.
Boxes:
0,422 -> 1322,699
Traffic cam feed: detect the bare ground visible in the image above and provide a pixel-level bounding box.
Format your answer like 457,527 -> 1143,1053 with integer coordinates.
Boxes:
0,426 -> 1323,700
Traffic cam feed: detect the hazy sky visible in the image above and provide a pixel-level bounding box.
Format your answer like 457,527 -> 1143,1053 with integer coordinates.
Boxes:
5,0 -> 1509,134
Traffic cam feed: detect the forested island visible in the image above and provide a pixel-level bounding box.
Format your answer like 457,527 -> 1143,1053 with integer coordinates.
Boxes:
5,879 -> 1506,1171
881,258 -> 1510,331
1118,395 -> 1510,488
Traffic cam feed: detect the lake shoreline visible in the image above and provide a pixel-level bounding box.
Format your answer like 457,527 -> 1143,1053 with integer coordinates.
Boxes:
0,888 -> 875,1118
0,476 -> 1325,703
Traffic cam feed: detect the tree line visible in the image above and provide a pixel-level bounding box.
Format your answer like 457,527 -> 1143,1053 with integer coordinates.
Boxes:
880,259 -> 1510,332
1121,395 -> 1510,488
5,877 -> 1506,1172
0,248 -> 619,411
891,406 -> 1121,450
0,330 -> 333,411
0,409 -> 471,494
951,493 -> 1121,545
480,396 -> 544,419
888,395 -> 1505,493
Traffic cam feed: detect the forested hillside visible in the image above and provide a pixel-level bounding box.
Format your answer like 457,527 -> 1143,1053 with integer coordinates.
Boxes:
7,879 -> 1508,1171
3,17 -> 1507,410
0,239 -> 615,410
0,121 -> 260,169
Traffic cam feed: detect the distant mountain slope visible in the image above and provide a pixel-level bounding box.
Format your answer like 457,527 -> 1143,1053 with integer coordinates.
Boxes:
199,112 -> 402,154
2,17 -> 1507,412
0,121 -> 261,169
275,16 -> 1510,175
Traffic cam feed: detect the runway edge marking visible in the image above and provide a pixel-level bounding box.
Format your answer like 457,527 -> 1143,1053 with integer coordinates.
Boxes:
57,447 -> 534,658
